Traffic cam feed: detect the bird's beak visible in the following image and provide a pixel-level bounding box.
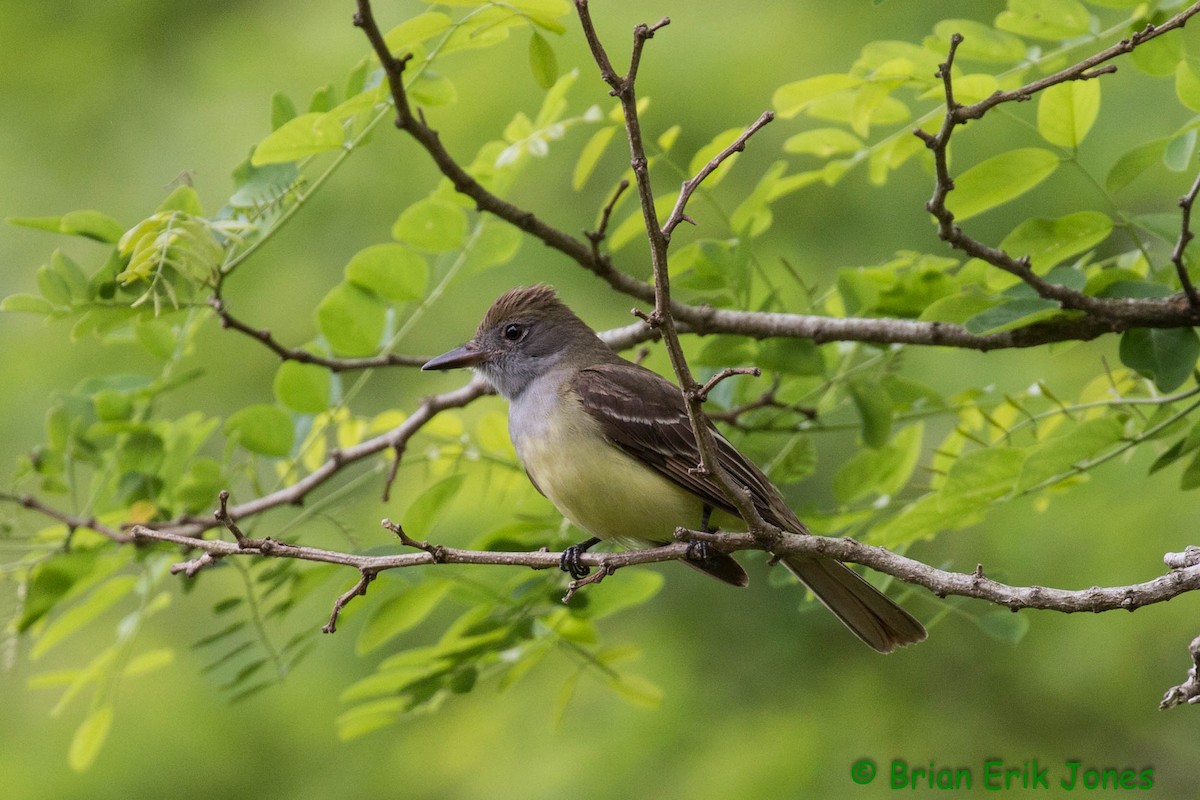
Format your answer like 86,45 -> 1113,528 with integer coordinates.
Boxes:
422,342 -> 489,371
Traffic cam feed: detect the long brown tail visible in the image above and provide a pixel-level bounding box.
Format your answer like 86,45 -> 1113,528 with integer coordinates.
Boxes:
781,555 -> 926,653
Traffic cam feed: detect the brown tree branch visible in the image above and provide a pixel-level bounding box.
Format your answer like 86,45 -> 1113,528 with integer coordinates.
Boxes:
1172,167 -> 1200,310
574,0 -> 780,546
661,110 -> 774,240
128,519 -> 1200,631
1161,633 -> 1200,709
348,0 -> 1200,359
211,296 -> 429,371
0,492 -> 128,544
915,9 -> 1200,325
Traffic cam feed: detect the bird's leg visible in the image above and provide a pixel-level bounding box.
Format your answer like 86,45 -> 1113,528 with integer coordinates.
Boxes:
685,505 -> 717,564
560,536 -> 601,580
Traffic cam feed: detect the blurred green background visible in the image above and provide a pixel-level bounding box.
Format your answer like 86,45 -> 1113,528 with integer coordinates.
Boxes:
3,1 -> 1199,797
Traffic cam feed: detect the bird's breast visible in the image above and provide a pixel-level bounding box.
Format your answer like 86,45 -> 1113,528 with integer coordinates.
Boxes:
508,377 -> 707,545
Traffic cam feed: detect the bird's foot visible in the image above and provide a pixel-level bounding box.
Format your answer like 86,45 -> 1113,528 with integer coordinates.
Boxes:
684,539 -> 713,566
559,536 -> 601,580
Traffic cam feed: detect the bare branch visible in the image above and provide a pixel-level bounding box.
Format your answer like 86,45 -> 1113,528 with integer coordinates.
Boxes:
1172,167 -> 1200,309
662,111 -> 774,240
211,296 -> 428,371
584,178 -> 630,260
129,521 -> 1200,619
691,367 -> 761,403
0,492 -> 127,544
322,570 -> 375,634
574,0 -> 778,545
915,10 -> 1200,327
1161,633 -> 1200,709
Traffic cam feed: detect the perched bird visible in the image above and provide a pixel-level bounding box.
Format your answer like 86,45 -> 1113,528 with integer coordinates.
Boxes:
423,285 -> 926,652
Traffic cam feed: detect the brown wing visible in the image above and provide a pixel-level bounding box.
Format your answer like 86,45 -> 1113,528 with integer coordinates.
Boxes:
570,362 -> 802,533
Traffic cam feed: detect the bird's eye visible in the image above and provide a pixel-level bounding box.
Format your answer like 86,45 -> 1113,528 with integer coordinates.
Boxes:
503,323 -> 524,341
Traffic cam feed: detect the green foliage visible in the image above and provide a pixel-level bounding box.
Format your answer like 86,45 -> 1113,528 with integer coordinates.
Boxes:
6,0 -> 1200,775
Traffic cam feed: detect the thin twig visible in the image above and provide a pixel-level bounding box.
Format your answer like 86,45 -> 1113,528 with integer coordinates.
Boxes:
129,522 -> 1200,617
915,12 -> 1200,323
0,492 -> 127,543
662,111 -> 775,239
322,570 -> 376,634
585,178 -> 630,260
575,0 -> 780,547
691,367 -> 761,403
211,296 -> 428,371
1172,167 -> 1200,309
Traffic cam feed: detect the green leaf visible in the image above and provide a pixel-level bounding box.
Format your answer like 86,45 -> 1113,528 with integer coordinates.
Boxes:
572,126 -> 617,190
92,390 -> 133,422
772,74 -> 860,118
941,447 -> 1026,505
1131,19 -> 1182,76
156,185 -> 204,216
173,458 -> 224,513
767,435 -> 818,483
223,404 -> 294,457
572,570 -> 663,620
1106,138 -> 1168,193
392,197 -> 469,252
1177,61 -> 1200,113
756,338 -> 825,376
848,376 -> 893,449
251,111 -> 345,165
69,704 -> 114,772
270,91 -> 297,130
950,148 -> 1059,221
783,128 -> 864,158
832,423 -> 923,504
8,210 -> 124,243
410,73 -> 458,107
315,282 -> 387,357
134,317 -> 178,359
964,297 -> 1060,335
336,698 -> 408,741
464,220 -> 523,272
384,11 -> 452,51
229,159 -> 299,209
919,290 -> 1000,323
123,648 -> 175,678
528,31 -> 558,89
607,671 -> 663,708
1163,129 -> 1197,173
1000,211 -> 1112,272
1181,449 -> 1200,490
273,361 -> 331,414
404,474 -> 467,537
928,20 -> 1026,63
356,580 -> 453,655
687,128 -> 748,188
308,83 -> 336,113
50,251 -> 90,299
1119,327 -> 1200,392
976,609 -> 1030,644
19,550 -> 100,632
33,576 -> 139,660
1036,79 -> 1099,149
1017,417 -> 1124,491
870,493 -> 983,548
344,243 -> 429,302
35,265 -> 71,306
995,0 -> 1091,41
1,293 -> 54,315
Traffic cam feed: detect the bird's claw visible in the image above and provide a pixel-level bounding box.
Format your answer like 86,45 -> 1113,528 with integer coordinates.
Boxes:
559,536 -> 600,580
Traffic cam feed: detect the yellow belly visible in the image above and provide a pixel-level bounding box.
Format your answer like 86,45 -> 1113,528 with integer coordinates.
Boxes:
512,386 -> 731,545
